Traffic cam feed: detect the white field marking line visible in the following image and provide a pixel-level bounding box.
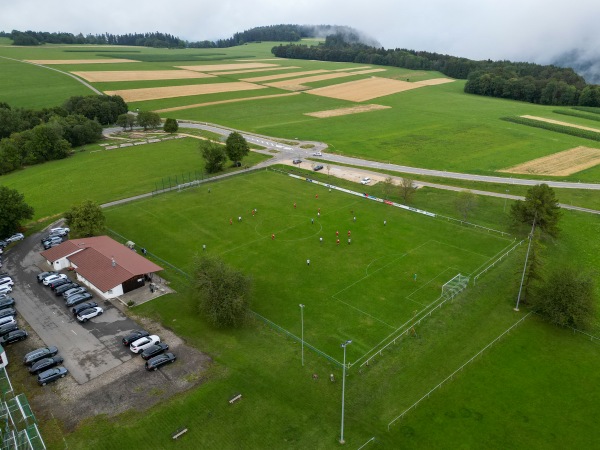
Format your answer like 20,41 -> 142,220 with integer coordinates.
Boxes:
406,266 -> 454,301
330,295 -> 396,329
429,239 -> 495,259
469,238 -> 518,276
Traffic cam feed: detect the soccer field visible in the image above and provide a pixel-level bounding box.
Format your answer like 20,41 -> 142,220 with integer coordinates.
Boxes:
105,170 -> 513,362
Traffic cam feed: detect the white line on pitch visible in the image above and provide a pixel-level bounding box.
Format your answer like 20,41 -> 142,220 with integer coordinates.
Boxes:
71,330 -> 77,335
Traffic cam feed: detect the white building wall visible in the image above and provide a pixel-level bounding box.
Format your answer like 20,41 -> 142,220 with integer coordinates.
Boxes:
75,274 -> 123,299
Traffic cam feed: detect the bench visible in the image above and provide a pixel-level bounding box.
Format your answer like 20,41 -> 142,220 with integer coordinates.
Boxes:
229,393 -> 242,404
172,427 -> 188,440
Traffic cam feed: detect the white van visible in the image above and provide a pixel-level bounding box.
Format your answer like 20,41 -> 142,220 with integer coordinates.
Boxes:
360,177 -> 371,185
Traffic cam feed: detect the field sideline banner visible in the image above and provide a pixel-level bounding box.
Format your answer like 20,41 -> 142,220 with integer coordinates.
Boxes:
287,173 -> 436,217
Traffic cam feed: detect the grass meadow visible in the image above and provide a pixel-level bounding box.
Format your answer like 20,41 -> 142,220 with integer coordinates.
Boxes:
0,137 -> 268,221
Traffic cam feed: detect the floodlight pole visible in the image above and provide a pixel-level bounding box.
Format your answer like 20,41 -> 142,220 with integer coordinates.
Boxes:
515,215 -> 536,311
299,304 -> 305,366
339,339 -> 352,444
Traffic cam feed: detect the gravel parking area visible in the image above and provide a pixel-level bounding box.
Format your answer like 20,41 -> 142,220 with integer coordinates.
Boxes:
3,229 -> 212,431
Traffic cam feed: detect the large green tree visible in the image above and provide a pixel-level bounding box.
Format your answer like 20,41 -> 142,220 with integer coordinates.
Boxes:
192,255 -> 252,328
225,131 -> 249,163
200,141 -> 227,173
65,200 -> 105,237
0,186 -> 34,237
455,190 -> 478,220
116,113 -> 136,131
532,267 -> 596,330
510,184 -> 561,237
136,111 -> 161,131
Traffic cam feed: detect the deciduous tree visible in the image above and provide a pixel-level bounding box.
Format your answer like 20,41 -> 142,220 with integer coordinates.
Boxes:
163,118 -> 179,134
192,255 -> 252,328
136,111 -> 161,131
65,200 -> 105,237
116,113 -> 136,131
532,267 -> 596,330
399,177 -> 417,203
200,141 -> 227,173
0,186 -> 34,237
455,190 -> 478,220
225,131 -> 249,163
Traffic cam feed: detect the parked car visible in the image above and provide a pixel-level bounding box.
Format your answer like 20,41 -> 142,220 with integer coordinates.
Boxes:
0,316 -> 16,327
55,282 -> 79,296
43,274 -> 67,286
141,342 -> 169,360
313,165 -> 324,171
0,296 -> 14,310
23,346 -> 59,365
360,177 -> 371,185
66,292 -> 93,307
77,307 -> 103,322
0,329 -> 28,345
72,301 -> 98,316
49,278 -> 71,290
313,151 -> 323,156
292,159 -> 302,164
0,285 -> 12,295
122,330 -> 150,346
43,240 -> 61,250
28,356 -> 64,374
130,335 -> 160,354
145,352 -> 176,371
6,233 -> 24,243
50,227 -> 70,236
41,234 -> 63,244
0,277 -> 14,287
37,271 -> 57,283
0,322 -> 18,336
0,308 -> 16,320
37,367 -> 68,386
63,287 -> 86,299
0,241 -> 8,249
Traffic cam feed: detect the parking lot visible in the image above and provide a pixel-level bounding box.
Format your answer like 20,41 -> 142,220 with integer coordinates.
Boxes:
2,228 -> 212,429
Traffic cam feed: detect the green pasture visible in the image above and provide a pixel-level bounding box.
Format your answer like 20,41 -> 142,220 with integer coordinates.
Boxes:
0,137 -> 268,221
104,169 -> 512,360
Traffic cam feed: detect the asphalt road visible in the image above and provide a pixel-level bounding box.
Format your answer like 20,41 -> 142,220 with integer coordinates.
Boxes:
4,230 -> 140,384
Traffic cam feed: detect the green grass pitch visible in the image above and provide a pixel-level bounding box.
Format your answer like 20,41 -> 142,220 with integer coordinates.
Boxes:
104,169 -> 512,361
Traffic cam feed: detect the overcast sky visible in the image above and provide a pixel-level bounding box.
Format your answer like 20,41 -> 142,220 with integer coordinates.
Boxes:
2,0 -> 598,65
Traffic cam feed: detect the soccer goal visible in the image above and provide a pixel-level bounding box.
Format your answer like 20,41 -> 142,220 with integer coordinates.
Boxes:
441,273 -> 470,299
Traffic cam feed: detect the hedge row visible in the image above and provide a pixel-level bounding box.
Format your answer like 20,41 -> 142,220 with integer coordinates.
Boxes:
501,116 -> 600,142
572,106 -> 600,115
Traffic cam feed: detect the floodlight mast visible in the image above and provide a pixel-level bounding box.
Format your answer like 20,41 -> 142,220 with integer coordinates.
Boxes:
340,339 -> 352,444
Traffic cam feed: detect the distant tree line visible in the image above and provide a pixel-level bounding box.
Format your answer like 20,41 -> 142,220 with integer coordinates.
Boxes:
3,30 -> 186,48
271,34 -> 600,106
0,95 -> 127,175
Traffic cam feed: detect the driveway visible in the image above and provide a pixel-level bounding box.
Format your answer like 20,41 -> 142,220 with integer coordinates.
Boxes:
5,231 -> 138,384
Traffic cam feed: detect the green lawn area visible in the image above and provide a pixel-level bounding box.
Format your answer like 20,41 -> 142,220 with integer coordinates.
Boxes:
0,137 -> 269,221
104,170 -> 512,359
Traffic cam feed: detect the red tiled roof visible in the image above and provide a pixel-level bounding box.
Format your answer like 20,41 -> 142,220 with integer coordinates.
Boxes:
40,236 -> 163,292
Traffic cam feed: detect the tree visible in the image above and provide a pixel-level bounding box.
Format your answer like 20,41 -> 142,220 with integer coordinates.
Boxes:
510,184 -> 561,237
65,200 -> 105,237
192,255 -> 252,328
136,111 -> 161,131
163,118 -> 179,134
225,132 -> 249,163
382,176 -> 395,198
398,177 -> 417,203
116,113 -> 136,131
455,190 -> 478,220
0,186 -> 34,237
200,141 -> 227,173
531,267 -> 596,330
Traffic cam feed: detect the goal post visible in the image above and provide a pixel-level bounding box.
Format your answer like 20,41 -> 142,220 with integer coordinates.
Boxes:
441,273 -> 470,299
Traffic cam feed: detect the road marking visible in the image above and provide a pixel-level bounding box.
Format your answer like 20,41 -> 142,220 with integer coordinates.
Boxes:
71,330 -> 77,335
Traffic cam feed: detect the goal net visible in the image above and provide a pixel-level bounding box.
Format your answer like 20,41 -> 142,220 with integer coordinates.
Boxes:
441,273 -> 470,299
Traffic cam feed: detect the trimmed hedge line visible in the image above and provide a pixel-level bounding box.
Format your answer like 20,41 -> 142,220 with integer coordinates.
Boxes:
572,106 -> 600,115
501,116 -> 600,141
